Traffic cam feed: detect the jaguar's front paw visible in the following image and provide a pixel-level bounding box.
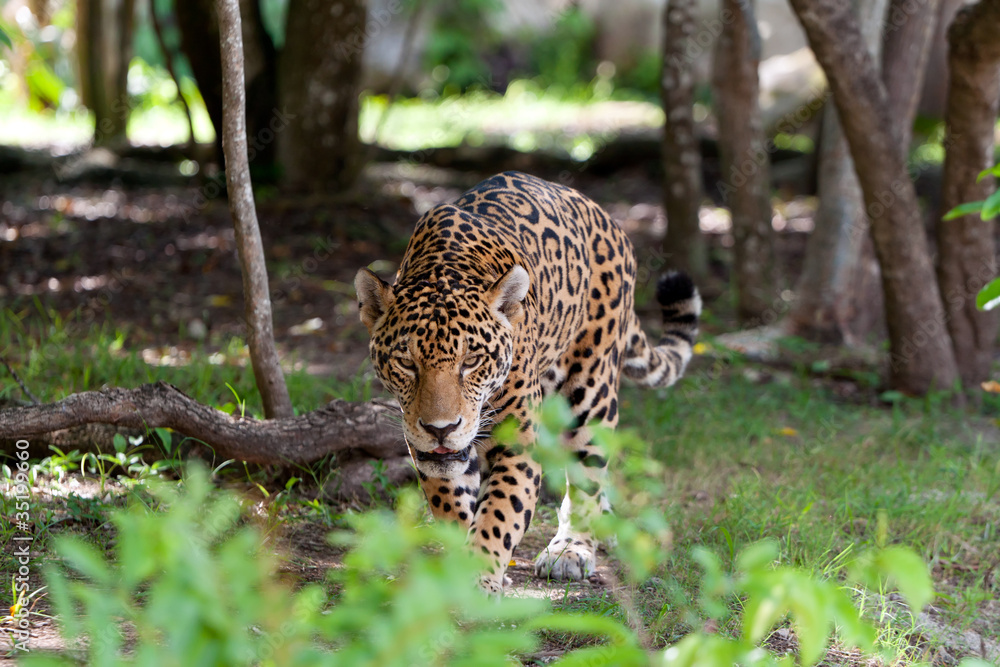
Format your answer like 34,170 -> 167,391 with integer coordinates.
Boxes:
478,574 -> 505,597
533,536 -> 596,581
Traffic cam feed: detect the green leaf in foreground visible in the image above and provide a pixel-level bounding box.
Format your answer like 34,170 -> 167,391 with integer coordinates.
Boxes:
531,613 -> 645,667
981,187 -> 1000,221
975,163 -> 1000,183
942,200 -> 985,221
977,277 -> 1000,311
850,546 -> 935,614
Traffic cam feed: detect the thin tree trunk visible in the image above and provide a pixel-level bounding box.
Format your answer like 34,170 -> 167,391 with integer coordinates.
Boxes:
278,0 -> 366,191
217,0 -> 293,419
789,0 -> 960,394
787,0 -> 887,344
661,0 -> 707,284
937,0 -> 1000,389
712,0 -> 776,323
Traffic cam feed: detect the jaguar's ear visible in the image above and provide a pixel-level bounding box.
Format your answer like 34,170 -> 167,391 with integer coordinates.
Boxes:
355,267 -> 394,332
487,265 -> 530,328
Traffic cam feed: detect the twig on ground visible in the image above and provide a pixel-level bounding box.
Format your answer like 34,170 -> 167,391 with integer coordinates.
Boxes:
1,353 -> 40,405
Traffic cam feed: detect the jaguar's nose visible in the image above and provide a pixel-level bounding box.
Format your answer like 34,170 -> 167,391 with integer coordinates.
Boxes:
419,418 -> 463,445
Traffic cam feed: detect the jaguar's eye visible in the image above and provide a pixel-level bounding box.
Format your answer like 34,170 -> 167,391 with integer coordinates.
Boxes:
462,354 -> 483,371
396,357 -> 416,371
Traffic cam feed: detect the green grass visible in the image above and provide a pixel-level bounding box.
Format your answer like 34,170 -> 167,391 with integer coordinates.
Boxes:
585,356 -> 1000,654
0,302 -> 362,415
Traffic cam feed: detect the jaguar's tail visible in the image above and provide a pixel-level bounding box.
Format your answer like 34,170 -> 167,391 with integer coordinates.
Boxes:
622,272 -> 701,388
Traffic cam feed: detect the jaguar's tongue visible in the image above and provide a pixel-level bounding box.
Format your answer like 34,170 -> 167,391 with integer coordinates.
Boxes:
432,446 -> 452,454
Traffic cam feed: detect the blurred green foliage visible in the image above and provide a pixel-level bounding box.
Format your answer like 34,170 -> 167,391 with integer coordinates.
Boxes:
422,2 -> 660,100
529,7 -> 597,93
423,0 -> 504,93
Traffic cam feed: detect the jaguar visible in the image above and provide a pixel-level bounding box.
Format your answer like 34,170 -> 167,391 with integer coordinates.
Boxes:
355,171 -> 700,593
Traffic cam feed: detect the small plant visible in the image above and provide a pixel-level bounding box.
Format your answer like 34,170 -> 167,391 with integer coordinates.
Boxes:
529,7 -> 598,94
26,465 -> 545,666
424,0 -> 503,93
25,466 -> 321,666
221,381 -> 248,417
360,458 -> 400,505
3,574 -> 47,627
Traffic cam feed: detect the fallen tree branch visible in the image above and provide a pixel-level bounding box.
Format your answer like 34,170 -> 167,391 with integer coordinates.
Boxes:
0,382 -> 407,465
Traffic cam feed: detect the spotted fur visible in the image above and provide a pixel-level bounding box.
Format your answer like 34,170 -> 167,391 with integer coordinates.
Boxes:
355,172 -> 700,592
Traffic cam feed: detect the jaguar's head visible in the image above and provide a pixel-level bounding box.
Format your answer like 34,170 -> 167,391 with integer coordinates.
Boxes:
354,265 -> 530,473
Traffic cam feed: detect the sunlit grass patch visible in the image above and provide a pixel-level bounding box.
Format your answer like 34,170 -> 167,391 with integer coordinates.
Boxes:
360,80 -> 663,155
0,303 -> 344,414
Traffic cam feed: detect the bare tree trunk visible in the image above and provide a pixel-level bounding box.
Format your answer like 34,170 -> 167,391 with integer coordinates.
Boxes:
881,0 -> 942,150
278,0 -> 366,191
712,0 -> 776,323
217,0 -> 293,419
789,0 -> 960,394
787,0 -> 888,344
790,0 -> 940,346
661,0 -> 707,284
77,0 -> 135,147
917,0 -> 965,119
937,0 -> 1000,389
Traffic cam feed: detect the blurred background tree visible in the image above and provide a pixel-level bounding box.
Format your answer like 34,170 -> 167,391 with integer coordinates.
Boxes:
77,0 -> 134,147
